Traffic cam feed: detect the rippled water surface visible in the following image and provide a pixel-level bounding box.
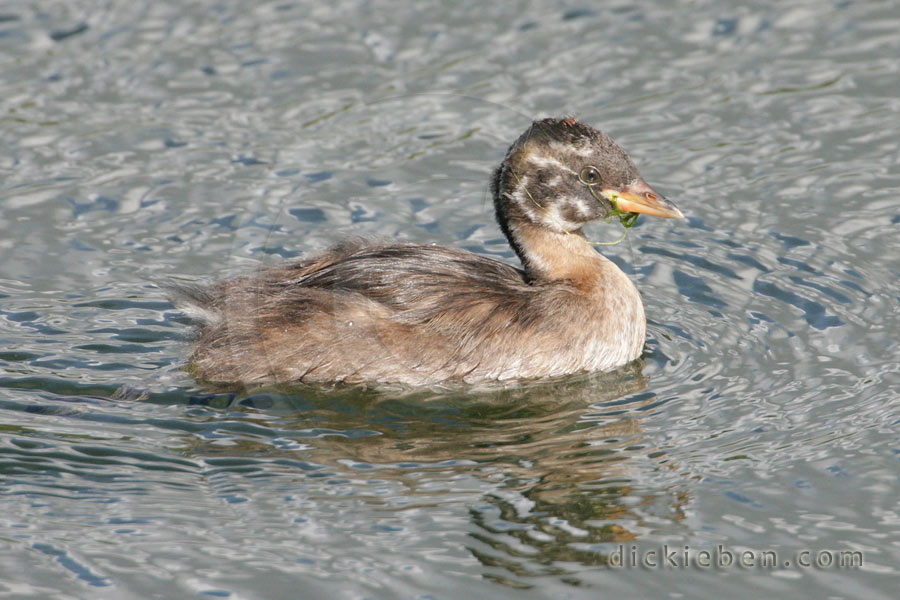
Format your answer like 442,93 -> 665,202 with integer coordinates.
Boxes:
2,0 -> 899,598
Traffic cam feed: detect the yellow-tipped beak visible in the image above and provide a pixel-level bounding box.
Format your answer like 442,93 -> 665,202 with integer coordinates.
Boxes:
601,180 -> 683,219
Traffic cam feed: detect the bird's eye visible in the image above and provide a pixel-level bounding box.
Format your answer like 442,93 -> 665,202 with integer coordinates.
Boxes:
579,166 -> 601,185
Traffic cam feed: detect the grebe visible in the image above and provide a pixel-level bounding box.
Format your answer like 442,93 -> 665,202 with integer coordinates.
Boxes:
173,117 -> 682,385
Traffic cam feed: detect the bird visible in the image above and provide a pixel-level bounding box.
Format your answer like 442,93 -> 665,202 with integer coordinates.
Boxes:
171,117 -> 683,386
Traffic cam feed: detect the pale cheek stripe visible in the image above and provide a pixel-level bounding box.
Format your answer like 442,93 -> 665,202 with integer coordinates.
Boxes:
526,153 -> 577,176
574,198 -> 591,219
549,140 -> 596,159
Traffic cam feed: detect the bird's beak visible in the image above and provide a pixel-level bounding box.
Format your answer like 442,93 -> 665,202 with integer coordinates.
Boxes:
600,179 -> 683,219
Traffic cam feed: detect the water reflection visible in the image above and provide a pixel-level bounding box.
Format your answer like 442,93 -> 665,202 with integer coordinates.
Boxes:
167,363 -> 689,584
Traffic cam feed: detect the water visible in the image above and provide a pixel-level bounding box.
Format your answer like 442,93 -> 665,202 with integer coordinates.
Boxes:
2,0 -> 899,597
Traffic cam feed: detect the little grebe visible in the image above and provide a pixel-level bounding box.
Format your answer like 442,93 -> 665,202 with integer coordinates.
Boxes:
173,117 -> 683,385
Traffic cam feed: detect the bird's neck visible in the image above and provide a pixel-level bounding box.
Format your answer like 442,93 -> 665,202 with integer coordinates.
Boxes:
505,222 -> 615,287
506,221 -> 647,364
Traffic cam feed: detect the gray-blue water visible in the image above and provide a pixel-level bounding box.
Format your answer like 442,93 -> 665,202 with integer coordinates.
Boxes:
2,1 -> 899,598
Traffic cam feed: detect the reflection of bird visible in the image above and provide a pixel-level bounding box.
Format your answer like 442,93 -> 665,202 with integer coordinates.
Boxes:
172,118 -> 682,385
